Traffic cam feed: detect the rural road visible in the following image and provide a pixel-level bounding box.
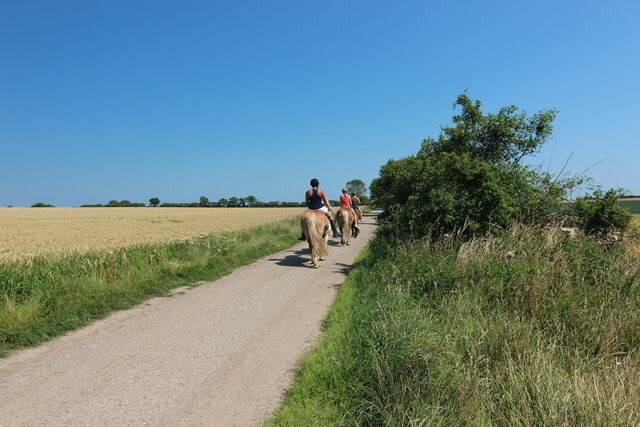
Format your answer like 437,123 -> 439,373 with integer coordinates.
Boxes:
0,213 -> 377,426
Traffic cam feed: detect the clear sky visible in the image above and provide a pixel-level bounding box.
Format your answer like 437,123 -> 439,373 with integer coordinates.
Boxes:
1,0 -> 639,206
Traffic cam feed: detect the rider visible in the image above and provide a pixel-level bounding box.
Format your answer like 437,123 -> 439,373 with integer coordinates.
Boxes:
351,192 -> 363,223
340,188 -> 360,236
299,178 -> 341,240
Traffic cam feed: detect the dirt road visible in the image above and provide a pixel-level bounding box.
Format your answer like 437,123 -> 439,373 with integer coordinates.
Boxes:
0,214 -> 377,426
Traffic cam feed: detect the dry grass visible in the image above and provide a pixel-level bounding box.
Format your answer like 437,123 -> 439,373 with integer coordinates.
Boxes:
0,207 -> 303,262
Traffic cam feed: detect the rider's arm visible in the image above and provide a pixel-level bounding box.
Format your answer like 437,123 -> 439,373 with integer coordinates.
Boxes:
319,190 -> 330,207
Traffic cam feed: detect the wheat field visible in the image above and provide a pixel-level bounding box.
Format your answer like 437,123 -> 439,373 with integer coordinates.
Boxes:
0,207 -> 303,262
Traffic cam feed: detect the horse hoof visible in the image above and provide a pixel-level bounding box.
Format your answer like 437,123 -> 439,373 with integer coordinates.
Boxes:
319,257 -> 325,261
312,264 -> 319,269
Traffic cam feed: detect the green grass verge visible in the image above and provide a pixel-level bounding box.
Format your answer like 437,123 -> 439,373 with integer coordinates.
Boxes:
0,218 -> 299,357
360,206 -> 374,214
554,199 -> 640,214
618,199 -> 640,214
268,226 -> 640,425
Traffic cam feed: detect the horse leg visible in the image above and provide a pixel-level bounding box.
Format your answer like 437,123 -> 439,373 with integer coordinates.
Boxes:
308,240 -> 318,267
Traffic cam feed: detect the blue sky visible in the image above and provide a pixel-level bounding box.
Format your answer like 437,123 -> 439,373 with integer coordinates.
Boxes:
1,0 -> 638,206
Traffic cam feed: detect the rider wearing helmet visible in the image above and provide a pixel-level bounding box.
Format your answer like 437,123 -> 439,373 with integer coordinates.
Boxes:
340,188 -> 360,236
300,178 -> 341,240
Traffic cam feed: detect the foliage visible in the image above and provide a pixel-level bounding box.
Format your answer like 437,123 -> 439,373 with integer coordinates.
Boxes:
199,196 -> 210,207
370,93 -> 564,239
357,194 -> 370,205
617,199 -> 640,214
30,202 -> 54,207
105,200 -> 145,207
346,179 -> 368,196
82,196 -> 305,208
270,227 -> 640,425
567,188 -> 632,235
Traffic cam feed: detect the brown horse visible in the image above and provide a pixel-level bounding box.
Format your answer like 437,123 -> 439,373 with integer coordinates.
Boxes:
300,210 -> 330,268
336,207 -> 358,246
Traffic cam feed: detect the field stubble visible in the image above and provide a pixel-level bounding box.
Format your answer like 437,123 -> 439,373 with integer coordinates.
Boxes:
0,207 -> 303,262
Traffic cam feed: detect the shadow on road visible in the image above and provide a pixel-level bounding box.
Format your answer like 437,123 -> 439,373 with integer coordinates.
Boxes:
268,249 -> 309,267
332,262 -> 353,275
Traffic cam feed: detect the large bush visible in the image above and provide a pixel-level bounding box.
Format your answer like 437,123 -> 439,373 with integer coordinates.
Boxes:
568,188 -> 632,235
371,94 -> 565,238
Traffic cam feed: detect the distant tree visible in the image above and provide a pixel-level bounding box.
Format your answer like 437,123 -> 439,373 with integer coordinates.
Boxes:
218,198 -> 228,207
239,197 -> 247,207
346,179 -> 368,196
267,201 -> 280,207
149,197 -> 160,207
228,197 -> 239,207
31,202 -> 54,207
245,195 -> 257,207
199,196 -> 210,207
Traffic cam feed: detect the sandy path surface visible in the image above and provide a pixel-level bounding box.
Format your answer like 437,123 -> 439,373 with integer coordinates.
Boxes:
0,214 -> 377,426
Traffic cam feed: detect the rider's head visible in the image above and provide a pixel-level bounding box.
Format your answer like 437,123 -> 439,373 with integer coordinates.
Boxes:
351,192 -> 356,196
310,178 -> 319,187
342,188 -> 348,194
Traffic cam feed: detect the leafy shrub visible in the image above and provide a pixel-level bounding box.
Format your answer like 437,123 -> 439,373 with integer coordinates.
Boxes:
371,93 -> 566,239
567,188 -> 632,235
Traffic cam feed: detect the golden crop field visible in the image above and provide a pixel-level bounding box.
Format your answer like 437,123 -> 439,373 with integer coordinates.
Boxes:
0,207 -> 303,262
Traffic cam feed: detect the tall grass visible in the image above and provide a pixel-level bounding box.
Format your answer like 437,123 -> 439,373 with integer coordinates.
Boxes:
269,226 -> 640,425
0,219 -> 299,356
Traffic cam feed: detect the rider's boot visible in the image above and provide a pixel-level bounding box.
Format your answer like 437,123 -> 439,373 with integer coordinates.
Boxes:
330,220 -> 342,238
353,224 -> 360,237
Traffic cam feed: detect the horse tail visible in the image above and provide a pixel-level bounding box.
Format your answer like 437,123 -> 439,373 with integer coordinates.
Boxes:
337,208 -> 351,243
302,211 -> 329,257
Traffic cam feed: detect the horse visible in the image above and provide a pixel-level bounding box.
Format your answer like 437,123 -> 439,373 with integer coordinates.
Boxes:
300,210 -> 330,268
336,207 -> 359,246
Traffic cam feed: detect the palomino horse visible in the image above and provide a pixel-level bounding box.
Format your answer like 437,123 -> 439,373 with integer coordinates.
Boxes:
300,210 -> 330,268
336,207 -> 359,246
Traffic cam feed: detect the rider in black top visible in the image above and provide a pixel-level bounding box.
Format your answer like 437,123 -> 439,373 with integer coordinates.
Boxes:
308,188 -> 324,210
299,178 -> 341,240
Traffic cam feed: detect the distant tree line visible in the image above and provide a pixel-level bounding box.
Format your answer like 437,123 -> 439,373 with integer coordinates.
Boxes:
78,197 -> 306,208
160,196 -> 307,208
80,200 -> 145,207
75,185 -> 370,208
